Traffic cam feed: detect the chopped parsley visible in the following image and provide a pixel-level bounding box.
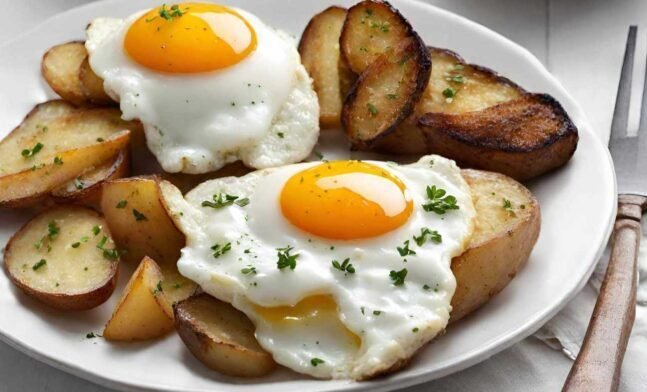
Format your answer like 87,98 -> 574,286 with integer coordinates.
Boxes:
396,240 -> 416,257
442,87 -> 457,101
373,310 -> 382,316
47,221 -> 60,240
86,332 -> 101,339
53,156 -> 64,165
21,142 -> 44,158
370,20 -> 390,32
446,74 -> 465,84
423,284 -> 431,290
331,258 -> 355,274
412,327 -> 419,333
311,358 -> 325,366
71,242 -> 81,248
74,178 -> 84,190
147,4 -> 186,22
32,259 -> 47,271
202,193 -> 249,209
132,209 -> 148,221
115,200 -> 128,209
211,242 -> 232,258
96,236 -> 108,250
367,103 -> 378,116
386,93 -> 398,100
92,225 -> 101,236
102,248 -> 120,261
276,246 -> 299,270
503,198 -> 516,217
389,268 -> 408,286
413,227 -> 442,246
277,132 -> 285,139
422,185 -> 459,214
241,265 -> 257,275
314,150 -> 324,159
96,137 -> 104,143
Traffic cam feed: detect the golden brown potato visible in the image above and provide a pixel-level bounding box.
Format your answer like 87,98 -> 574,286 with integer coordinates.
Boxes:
42,41 -> 112,106
419,94 -> 579,181
3,206 -> 119,311
51,149 -> 129,205
299,6 -> 351,128
343,36 -> 430,149
103,256 -> 174,341
101,176 -> 197,304
450,169 -> 540,321
42,42 -> 88,105
340,0 -> 418,74
79,56 -> 114,105
375,47 -> 579,180
0,102 -> 137,207
174,294 -> 276,377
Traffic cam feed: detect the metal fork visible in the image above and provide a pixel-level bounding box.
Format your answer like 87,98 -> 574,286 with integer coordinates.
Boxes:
563,25 -> 647,392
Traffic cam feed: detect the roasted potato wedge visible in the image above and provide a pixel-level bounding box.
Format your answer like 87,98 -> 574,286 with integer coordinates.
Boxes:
51,149 -> 129,205
174,294 -> 276,377
375,47 -> 579,180
79,57 -> 114,105
42,41 -> 112,106
3,206 -> 119,311
0,103 -> 136,207
340,0 -> 417,74
419,94 -> 579,181
103,256 -> 174,341
342,36 -> 430,149
42,42 -> 88,105
101,176 -> 197,304
299,6 -> 352,128
450,169 -> 540,321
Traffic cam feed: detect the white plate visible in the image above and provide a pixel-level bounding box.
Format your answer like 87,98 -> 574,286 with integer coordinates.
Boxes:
0,0 -> 616,391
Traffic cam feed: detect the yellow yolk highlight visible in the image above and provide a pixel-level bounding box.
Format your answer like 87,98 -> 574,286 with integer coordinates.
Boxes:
124,3 -> 257,73
254,295 -> 361,348
280,161 -> 413,240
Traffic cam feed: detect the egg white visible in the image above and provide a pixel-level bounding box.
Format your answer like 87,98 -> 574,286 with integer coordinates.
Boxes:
85,8 -> 319,174
162,155 -> 475,379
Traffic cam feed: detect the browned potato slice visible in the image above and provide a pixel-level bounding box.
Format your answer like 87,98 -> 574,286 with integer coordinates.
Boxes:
3,206 -> 119,311
419,94 -> 579,181
103,256 -> 174,341
42,42 -> 88,105
375,47 -> 579,180
101,176 -> 197,304
340,0 -> 416,74
343,36 -> 430,149
299,6 -> 351,128
79,57 -> 114,105
174,294 -> 276,377
51,149 -> 129,205
450,169 -> 540,321
0,104 -> 136,207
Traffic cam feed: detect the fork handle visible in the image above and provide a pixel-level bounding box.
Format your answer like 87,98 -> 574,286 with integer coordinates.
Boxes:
562,194 -> 646,392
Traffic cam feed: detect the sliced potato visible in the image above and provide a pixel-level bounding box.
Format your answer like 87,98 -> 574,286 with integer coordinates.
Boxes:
51,149 -> 129,205
103,256 -> 174,341
79,56 -> 114,105
342,36 -> 430,149
340,0 -> 417,74
174,294 -> 276,377
42,42 -> 88,105
419,94 -> 579,181
3,206 -> 119,311
299,6 -> 350,127
450,169 -> 540,321
101,176 -> 197,304
0,105 -> 136,207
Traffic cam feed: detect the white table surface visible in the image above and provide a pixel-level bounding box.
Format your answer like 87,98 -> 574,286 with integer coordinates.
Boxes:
0,0 -> 645,391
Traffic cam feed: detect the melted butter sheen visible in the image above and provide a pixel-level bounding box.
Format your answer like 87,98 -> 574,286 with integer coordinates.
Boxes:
280,161 -> 413,240
124,3 -> 257,73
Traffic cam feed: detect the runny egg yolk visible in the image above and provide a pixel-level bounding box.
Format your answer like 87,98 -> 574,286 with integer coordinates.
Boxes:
280,161 -> 413,240
124,3 -> 257,73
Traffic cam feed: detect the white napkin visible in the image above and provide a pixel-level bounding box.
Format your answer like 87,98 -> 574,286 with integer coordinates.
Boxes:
534,219 -> 647,390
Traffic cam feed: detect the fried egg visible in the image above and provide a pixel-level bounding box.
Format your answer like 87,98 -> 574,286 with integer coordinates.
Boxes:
85,3 -> 319,174
163,155 -> 476,379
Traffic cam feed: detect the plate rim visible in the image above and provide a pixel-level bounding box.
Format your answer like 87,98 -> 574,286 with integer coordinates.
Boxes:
0,0 -> 617,391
